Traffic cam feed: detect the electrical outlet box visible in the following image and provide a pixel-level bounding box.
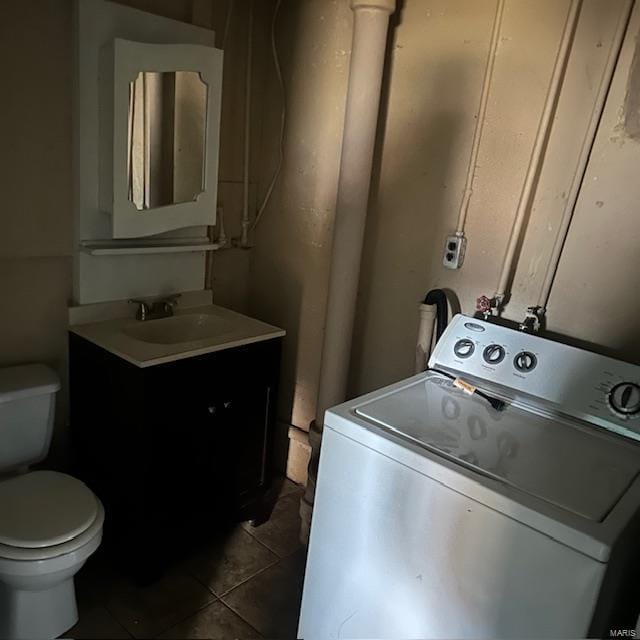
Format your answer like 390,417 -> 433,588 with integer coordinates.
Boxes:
442,235 -> 466,269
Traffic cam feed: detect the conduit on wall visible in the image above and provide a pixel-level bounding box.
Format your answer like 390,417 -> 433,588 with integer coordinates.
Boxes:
534,0 -> 634,318
455,0 -> 505,237
300,0 -> 397,544
483,0 -> 582,316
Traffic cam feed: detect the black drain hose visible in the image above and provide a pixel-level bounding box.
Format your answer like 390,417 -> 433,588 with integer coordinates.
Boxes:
423,289 -> 448,343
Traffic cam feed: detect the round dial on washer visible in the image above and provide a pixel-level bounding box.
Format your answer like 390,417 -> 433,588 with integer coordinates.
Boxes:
483,344 -> 506,365
454,339 -> 475,359
608,382 -> 640,418
513,351 -> 537,373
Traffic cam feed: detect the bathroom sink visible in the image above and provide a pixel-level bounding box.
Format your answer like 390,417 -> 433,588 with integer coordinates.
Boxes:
122,313 -> 233,345
71,301 -> 286,367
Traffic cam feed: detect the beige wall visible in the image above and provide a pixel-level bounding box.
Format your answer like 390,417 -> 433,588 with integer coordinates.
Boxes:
0,2 -> 74,464
2,0 -> 639,480
249,0 -> 352,432
0,0 -> 267,467
248,0 -> 640,475
352,0 -> 631,393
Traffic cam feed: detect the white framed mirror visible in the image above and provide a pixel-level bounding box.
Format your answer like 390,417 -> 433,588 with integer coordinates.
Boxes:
127,70 -> 207,211
100,39 -> 223,238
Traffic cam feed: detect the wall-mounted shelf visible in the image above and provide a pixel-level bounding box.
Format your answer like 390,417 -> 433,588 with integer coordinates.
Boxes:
80,239 -> 222,256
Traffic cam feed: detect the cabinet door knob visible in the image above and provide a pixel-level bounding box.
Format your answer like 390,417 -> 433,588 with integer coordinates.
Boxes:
207,405 -> 217,415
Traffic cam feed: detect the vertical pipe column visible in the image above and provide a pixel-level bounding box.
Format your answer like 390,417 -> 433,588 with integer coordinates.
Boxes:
300,0 -> 396,543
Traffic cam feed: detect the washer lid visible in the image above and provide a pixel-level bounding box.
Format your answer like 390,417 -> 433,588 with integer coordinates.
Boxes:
0,364 -> 60,404
0,471 -> 98,548
355,377 -> 640,522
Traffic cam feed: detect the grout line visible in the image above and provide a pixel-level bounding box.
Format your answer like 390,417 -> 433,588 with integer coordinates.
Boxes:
219,558 -> 283,600
217,600 -> 265,639
104,588 -> 218,640
74,604 -> 135,639
215,555 -> 281,599
111,609 -> 136,639
241,494 -> 305,558
252,535 -> 282,556
240,523 -> 280,555
219,597 -> 269,639
151,597 -> 222,639
181,533 -> 280,598
243,530 -> 303,560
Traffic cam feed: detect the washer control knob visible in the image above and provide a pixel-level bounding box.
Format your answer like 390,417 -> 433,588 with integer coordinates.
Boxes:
513,351 -> 537,373
608,383 -> 640,419
454,339 -> 475,359
483,344 -> 506,365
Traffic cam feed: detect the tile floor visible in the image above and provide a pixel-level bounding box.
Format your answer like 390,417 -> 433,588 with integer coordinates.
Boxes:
68,480 -> 306,639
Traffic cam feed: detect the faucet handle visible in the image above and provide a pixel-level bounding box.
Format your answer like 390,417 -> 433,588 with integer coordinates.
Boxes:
163,293 -> 181,307
129,299 -> 151,321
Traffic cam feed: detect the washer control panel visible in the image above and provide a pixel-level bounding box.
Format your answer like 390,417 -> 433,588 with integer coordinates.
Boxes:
430,314 -> 640,441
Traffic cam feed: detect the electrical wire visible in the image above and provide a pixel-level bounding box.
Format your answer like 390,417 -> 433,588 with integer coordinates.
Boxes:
221,0 -> 235,49
251,0 -> 285,231
429,368 -> 507,412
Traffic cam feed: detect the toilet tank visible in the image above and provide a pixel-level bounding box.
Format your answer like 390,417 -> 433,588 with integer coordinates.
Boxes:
0,364 -> 61,473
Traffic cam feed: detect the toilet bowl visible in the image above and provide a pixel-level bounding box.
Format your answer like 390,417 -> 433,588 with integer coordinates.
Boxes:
0,470 -> 105,639
0,365 -> 105,639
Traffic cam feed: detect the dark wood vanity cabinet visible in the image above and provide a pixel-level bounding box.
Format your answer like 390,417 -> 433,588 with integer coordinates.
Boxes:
69,334 -> 281,577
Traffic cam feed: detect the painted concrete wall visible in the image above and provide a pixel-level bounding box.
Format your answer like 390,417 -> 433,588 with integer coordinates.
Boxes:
0,0 -> 269,466
250,0 -> 352,433
1,0 -> 638,483
248,0 -> 639,480
542,2 -> 640,355
352,0 -> 631,393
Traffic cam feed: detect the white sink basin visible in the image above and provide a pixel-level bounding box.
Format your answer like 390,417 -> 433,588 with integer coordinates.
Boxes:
71,301 -> 286,367
122,313 -> 233,345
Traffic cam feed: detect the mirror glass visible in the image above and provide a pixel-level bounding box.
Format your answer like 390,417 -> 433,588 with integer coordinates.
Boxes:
127,71 -> 207,210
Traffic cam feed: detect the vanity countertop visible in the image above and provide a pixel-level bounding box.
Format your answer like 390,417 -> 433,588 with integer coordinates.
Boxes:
69,304 -> 285,368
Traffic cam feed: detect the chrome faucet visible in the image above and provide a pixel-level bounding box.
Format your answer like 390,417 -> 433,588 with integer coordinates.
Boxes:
129,294 -> 181,321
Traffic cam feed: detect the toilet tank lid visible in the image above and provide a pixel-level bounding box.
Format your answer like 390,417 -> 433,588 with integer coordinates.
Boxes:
0,365 -> 61,404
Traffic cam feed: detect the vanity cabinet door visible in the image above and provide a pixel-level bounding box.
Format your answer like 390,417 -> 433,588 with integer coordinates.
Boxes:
222,382 -> 273,502
144,362 -> 232,530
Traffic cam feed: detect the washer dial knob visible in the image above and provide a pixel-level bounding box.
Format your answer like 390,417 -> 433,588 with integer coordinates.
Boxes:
483,344 -> 506,365
514,351 -> 537,373
608,383 -> 640,419
454,339 -> 475,359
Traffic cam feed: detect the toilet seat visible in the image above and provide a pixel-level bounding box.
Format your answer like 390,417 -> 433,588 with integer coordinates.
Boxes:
0,471 -> 101,559
0,502 -> 104,562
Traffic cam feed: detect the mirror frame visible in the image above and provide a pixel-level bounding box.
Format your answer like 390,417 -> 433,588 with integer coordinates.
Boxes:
102,39 -> 223,238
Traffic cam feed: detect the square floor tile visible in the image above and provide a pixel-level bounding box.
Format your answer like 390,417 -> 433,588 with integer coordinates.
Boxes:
159,600 -> 261,639
186,527 -> 278,596
222,550 -> 306,639
243,495 -> 302,558
65,604 -> 131,639
105,570 -> 216,639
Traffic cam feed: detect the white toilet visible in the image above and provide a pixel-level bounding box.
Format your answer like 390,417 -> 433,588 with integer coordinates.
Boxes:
0,364 -> 104,640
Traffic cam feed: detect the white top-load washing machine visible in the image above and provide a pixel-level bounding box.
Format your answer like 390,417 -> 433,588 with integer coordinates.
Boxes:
299,314 -> 640,639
